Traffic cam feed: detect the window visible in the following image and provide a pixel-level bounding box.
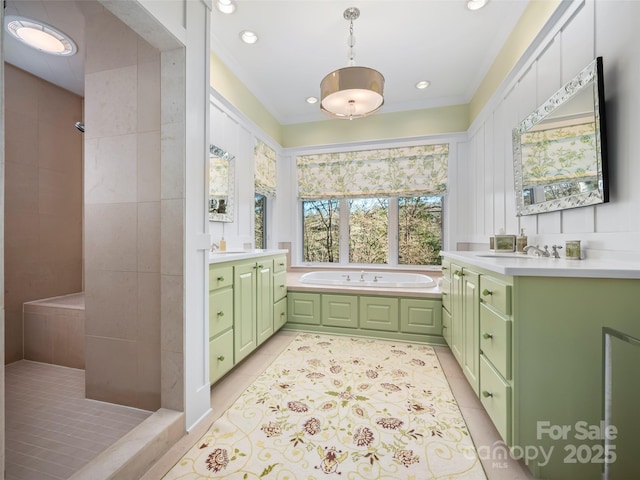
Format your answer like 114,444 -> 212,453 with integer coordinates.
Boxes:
255,194 -> 266,249
302,196 -> 443,265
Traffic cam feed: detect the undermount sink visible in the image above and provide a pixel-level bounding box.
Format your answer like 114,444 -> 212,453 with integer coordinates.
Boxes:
476,253 -> 538,259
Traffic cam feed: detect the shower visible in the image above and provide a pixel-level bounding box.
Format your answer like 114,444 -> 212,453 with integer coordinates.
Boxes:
75,121 -> 84,133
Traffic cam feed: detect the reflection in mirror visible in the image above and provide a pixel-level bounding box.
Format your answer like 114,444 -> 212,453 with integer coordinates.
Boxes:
209,144 -> 235,222
513,57 -> 608,216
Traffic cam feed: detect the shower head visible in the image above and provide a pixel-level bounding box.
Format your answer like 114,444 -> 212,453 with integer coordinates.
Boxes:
75,121 -> 85,133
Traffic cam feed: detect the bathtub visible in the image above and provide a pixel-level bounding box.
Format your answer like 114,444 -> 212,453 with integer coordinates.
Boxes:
299,271 -> 436,288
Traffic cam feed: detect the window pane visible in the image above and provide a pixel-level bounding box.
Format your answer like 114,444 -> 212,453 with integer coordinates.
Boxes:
398,196 -> 443,265
349,198 -> 388,264
255,194 -> 266,249
303,200 -> 340,262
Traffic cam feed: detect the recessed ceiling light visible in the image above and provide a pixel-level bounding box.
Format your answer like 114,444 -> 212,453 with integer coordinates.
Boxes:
467,0 -> 489,11
216,0 -> 236,14
416,80 -> 431,90
306,97 -> 318,104
240,30 -> 258,44
5,15 -> 77,56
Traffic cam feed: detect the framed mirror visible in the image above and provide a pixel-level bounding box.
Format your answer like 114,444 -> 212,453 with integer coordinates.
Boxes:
512,57 -> 609,216
209,144 -> 235,222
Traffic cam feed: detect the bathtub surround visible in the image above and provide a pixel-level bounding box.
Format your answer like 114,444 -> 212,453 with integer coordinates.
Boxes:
3,64 -> 83,364
162,334 -> 487,479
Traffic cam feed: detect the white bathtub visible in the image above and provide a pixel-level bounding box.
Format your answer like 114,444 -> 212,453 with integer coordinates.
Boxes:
299,271 -> 436,288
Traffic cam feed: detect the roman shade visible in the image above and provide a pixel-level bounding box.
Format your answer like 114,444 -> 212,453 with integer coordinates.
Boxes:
296,143 -> 448,200
254,139 -> 277,197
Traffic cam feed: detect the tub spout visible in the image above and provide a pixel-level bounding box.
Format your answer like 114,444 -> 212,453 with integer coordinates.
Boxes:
360,271 -> 366,282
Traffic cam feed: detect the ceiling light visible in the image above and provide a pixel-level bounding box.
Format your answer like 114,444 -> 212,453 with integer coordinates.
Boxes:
306,96 -> 318,104
216,0 -> 236,14
4,15 -> 77,56
240,30 -> 258,44
416,80 -> 431,90
466,0 -> 489,11
320,7 -> 384,120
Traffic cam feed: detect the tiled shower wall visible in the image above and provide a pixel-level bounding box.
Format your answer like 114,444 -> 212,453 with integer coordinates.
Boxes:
3,64 -> 83,364
84,8 -> 162,411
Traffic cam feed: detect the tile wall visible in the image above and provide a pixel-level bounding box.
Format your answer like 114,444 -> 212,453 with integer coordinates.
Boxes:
84,8 -> 162,411
3,64 -> 83,364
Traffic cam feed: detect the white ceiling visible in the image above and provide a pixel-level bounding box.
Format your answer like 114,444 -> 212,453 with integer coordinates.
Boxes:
3,0 -> 530,125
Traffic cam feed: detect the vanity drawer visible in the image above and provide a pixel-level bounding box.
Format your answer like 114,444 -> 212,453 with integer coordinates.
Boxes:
273,271 -> 287,302
209,265 -> 234,291
210,288 -> 233,336
274,297 -> 287,330
210,329 -> 234,384
273,255 -> 287,273
480,275 -> 511,315
480,304 -> 512,379
480,354 -> 512,445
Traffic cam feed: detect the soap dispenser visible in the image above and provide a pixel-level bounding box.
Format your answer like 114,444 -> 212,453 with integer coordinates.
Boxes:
516,228 -> 528,253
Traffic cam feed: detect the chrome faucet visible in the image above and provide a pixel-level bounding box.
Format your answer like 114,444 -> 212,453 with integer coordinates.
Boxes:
524,245 -> 550,257
360,271 -> 366,282
551,245 -> 563,258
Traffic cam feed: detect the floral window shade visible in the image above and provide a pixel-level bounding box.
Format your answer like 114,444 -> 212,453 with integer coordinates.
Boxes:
254,139 -> 277,197
296,144 -> 449,200
521,121 -> 596,186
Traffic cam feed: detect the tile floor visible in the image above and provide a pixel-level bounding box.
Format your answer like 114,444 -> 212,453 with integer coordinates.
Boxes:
143,330 -> 535,480
5,360 -> 152,480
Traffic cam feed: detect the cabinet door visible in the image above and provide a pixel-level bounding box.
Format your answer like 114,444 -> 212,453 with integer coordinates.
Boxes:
462,269 -> 480,394
274,297 -> 287,330
322,294 -> 358,328
210,329 -> 234,384
287,292 -> 321,325
234,262 -> 257,363
256,260 -> 274,346
360,297 -> 399,332
400,298 -> 442,335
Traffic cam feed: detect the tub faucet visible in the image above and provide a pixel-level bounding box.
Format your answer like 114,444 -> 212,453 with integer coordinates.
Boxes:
360,271 -> 366,282
524,244 -> 550,257
373,275 -> 383,282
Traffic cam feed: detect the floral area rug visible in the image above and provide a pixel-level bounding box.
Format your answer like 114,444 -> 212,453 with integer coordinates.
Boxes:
163,334 -> 487,479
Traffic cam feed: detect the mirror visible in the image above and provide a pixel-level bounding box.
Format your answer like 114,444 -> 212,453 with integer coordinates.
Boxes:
209,144 -> 235,222
512,57 -> 609,216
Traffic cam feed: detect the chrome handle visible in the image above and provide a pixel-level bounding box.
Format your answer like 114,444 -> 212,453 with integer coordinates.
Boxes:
454,270 -> 464,277
217,276 -> 224,282
280,284 -> 285,289
482,390 -> 493,398
482,332 -> 493,339
482,289 -> 493,296
217,311 -> 224,317
217,355 -> 225,362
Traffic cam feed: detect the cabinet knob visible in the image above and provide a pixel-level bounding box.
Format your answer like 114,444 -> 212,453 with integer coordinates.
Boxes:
482,390 -> 493,398
482,332 -> 493,340
441,292 -> 447,296
217,276 -> 224,282
442,265 -> 448,270
482,289 -> 493,296
280,284 -> 285,289
279,262 -> 285,266
454,270 -> 463,277
280,312 -> 285,317
217,355 -> 225,362
217,311 -> 224,317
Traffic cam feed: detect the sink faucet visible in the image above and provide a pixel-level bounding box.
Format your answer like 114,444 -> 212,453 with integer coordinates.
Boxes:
524,245 -> 550,257
551,245 -> 563,258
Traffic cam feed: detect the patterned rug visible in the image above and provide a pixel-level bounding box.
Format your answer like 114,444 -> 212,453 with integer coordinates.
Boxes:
163,334 -> 487,479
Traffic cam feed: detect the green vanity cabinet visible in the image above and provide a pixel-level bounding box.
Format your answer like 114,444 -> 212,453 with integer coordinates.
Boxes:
209,253 -> 288,384
286,291 -> 443,344
449,262 -> 481,394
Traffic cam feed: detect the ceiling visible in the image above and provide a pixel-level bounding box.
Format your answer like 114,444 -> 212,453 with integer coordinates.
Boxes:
3,0 -> 530,125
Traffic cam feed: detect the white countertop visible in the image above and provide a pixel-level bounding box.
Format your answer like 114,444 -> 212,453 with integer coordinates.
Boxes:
209,249 -> 288,264
441,250 -> 640,279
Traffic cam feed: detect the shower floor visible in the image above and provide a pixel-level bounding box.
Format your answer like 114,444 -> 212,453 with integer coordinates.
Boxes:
5,360 -> 152,480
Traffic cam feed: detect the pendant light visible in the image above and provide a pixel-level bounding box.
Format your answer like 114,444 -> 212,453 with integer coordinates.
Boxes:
320,7 -> 385,120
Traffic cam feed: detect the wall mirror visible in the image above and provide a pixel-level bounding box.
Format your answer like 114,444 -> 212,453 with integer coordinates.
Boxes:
209,144 -> 235,222
512,57 -> 609,216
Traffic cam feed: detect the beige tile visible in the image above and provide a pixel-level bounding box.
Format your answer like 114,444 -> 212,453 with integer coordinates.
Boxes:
5,307 -> 25,363
85,66 -> 138,139
84,269 -> 138,340
4,63 -> 40,115
138,35 -> 161,65
137,202 -> 161,272
160,121 -> 185,199
23,311 -> 53,363
84,203 -> 138,272
136,338 -> 162,411
138,272 -> 161,344
38,214 -> 82,266
38,167 -> 83,217
137,131 -> 161,202
4,212 -> 40,261
37,106 -> 83,174
5,161 -> 39,213
161,199 -> 184,275
161,274 -> 183,354
138,59 -> 161,133
161,350 -> 184,412
160,49 -> 185,125
85,9 -> 138,75
85,336 -> 139,407
5,108 -> 39,167
52,309 -> 85,369
84,134 -> 137,204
